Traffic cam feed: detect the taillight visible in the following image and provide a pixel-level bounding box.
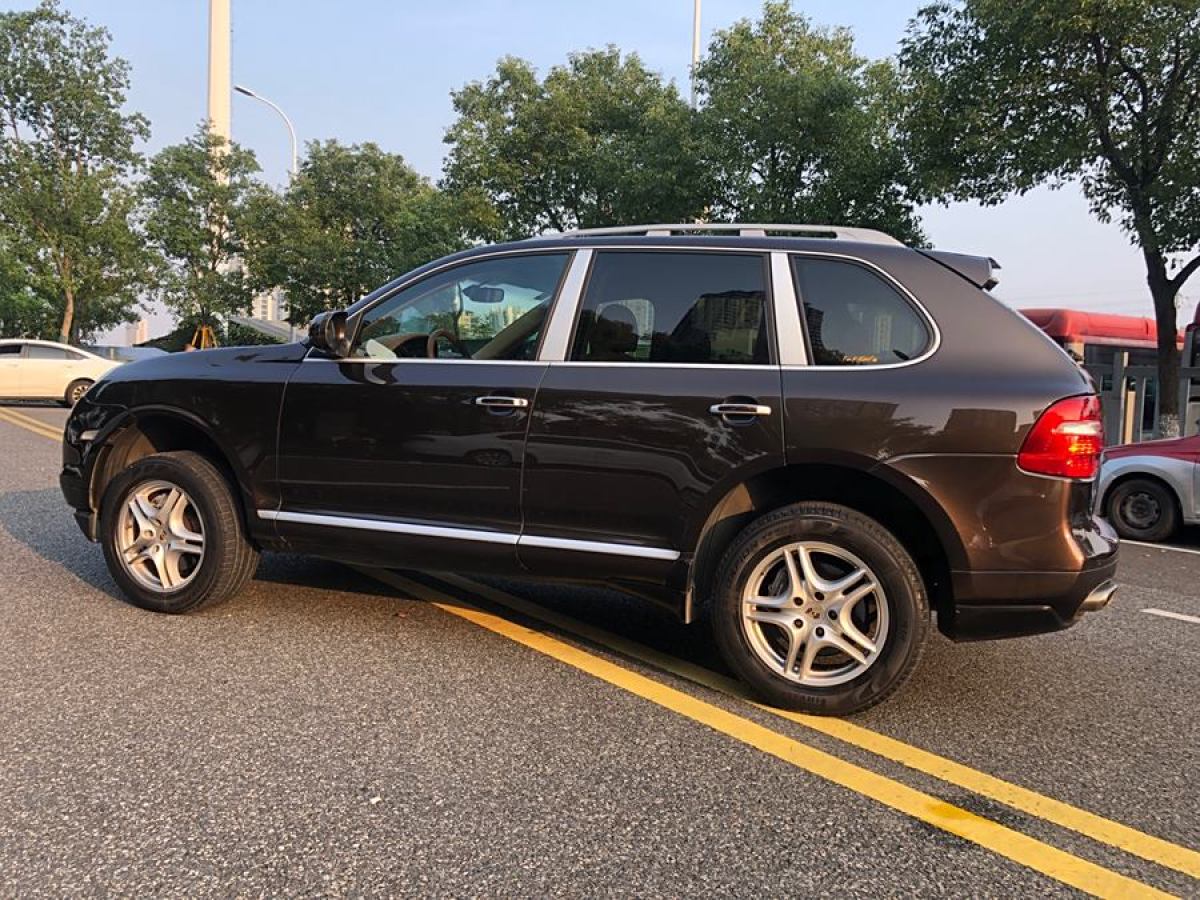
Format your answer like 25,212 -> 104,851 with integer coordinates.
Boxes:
1018,395 -> 1104,479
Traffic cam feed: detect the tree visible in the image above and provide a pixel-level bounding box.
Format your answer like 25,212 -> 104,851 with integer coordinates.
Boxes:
443,48 -> 705,239
0,238 -> 55,337
0,0 -> 150,343
244,140 -> 467,325
141,124 -> 261,328
695,2 -> 924,243
900,0 -> 1200,429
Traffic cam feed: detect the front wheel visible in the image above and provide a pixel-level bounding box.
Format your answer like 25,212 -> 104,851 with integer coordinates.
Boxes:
711,502 -> 929,715
1106,477 -> 1179,542
64,379 -> 92,406
99,451 -> 259,613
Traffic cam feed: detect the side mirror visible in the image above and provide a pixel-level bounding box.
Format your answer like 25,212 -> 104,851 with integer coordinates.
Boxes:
308,310 -> 351,358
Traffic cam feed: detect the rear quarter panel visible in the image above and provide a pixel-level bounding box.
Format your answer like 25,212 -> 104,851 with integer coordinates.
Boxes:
783,246 -> 1097,574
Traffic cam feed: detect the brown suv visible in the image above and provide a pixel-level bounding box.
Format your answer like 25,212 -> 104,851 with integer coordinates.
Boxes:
59,223 -> 1118,714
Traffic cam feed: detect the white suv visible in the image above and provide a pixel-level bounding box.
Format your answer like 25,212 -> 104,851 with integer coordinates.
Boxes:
0,339 -> 120,405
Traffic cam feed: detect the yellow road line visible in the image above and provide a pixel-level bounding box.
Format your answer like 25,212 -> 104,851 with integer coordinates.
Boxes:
0,407 -> 61,440
433,572 -> 1200,883
362,567 -> 1174,900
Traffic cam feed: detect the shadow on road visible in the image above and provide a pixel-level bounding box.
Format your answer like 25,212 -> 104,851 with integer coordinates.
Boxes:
0,487 -> 126,601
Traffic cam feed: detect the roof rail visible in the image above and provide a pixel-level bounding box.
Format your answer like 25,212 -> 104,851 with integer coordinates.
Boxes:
554,223 -> 904,246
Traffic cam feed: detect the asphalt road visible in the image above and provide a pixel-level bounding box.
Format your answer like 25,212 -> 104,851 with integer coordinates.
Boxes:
0,403 -> 1197,898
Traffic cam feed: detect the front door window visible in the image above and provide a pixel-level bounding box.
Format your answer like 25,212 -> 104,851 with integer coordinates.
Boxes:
353,253 -> 571,361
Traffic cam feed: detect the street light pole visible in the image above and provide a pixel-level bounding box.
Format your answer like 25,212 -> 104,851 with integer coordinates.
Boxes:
691,0 -> 701,109
234,84 -> 298,178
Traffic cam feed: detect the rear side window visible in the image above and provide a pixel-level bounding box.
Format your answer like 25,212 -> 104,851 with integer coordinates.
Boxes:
571,251 -> 770,365
0,344 -> 21,356
792,258 -> 931,366
25,345 -> 73,360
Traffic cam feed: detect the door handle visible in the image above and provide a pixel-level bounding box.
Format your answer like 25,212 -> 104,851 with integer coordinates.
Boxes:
709,402 -> 772,418
474,395 -> 529,409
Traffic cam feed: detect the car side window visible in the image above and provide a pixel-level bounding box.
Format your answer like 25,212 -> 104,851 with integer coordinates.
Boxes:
570,252 -> 770,364
353,253 -> 571,361
791,257 -> 932,366
0,344 -> 21,356
25,345 -> 72,360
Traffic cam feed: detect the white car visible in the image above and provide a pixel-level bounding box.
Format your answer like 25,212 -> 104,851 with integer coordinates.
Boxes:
0,339 -> 121,406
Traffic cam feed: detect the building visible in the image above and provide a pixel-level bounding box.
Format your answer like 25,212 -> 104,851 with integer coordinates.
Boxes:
251,288 -> 288,323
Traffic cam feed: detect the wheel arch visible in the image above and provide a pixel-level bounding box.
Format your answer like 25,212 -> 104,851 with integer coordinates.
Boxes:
686,461 -> 961,624
89,406 -> 255,532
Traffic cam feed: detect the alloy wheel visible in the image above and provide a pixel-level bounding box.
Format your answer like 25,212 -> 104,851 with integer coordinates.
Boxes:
116,480 -> 206,592
740,541 -> 889,686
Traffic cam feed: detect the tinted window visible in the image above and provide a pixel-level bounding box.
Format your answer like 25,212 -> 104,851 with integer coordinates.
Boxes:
355,253 -> 570,361
792,258 -> 931,366
571,252 -> 770,364
25,345 -> 73,360
0,344 -> 21,356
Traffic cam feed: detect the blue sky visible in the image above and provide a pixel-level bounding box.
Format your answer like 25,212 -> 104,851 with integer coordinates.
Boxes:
19,0 -> 1193,332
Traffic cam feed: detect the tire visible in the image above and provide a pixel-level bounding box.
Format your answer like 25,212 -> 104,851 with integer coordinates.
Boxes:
711,502 -> 929,715
64,379 -> 93,406
99,450 -> 259,613
1106,477 -> 1179,542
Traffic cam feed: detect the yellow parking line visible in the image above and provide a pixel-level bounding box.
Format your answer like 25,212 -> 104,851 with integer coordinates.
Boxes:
361,567 -> 1175,900
0,407 -> 61,440
432,572 -> 1200,883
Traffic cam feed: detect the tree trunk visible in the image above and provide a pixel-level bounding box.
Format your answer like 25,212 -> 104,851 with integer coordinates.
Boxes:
59,282 -> 75,345
1143,246 -> 1181,430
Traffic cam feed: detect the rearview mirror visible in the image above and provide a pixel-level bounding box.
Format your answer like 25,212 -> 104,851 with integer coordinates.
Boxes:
308,310 -> 351,358
463,284 -> 505,304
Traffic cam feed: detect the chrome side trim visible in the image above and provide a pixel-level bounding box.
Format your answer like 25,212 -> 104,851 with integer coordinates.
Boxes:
770,251 -> 808,366
518,534 -> 680,561
540,248 -> 592,361
259,509 -> 519,545
547,361 -> 771,370
302,357 -> 541,365
258,508 -> 681,561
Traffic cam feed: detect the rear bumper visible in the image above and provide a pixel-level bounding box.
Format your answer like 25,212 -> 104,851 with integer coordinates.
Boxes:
940,516 -> 1119,641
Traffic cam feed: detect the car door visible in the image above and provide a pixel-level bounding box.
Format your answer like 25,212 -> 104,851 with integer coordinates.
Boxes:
22,344 -> 74,399
0,343 -> 24,397
272,250 -> 575,572
520,249 -> 785,583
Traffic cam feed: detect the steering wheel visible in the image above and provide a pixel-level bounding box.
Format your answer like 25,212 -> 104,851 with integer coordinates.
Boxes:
426,328 -> 470,359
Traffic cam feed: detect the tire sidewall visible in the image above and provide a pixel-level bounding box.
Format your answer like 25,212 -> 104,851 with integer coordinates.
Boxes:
99,455 -> 233,613
713,504 -> 927,715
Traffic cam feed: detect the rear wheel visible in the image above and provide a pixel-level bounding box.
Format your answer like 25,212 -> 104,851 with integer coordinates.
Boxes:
64,379 -> 92,406
1107,478 -> 1179,542
711,502 -> 928,715
99,451 -> 258,613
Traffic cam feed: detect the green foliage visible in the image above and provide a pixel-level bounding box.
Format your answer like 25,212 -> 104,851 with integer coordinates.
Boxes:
0,239 -> 54,337
141,123 -> 261,326
696,2 -> 924,243
243,140 -> 468,324
0,0 -> 151,342
900,0 -> 1200,421
443,48 -> 706,239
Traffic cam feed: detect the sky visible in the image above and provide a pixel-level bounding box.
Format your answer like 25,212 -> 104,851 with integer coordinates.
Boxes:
18,0 -> 1194,341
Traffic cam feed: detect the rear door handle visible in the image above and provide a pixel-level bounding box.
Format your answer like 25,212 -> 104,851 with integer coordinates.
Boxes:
474,395 -> 529,409
709,402 -> 772,418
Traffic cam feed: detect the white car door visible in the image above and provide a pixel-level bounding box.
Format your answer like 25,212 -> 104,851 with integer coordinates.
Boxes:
0,343 -> 25,397
22,345 -> 73,399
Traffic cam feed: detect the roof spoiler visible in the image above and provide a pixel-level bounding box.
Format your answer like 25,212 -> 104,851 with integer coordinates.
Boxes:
919,249 -> 1001,291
